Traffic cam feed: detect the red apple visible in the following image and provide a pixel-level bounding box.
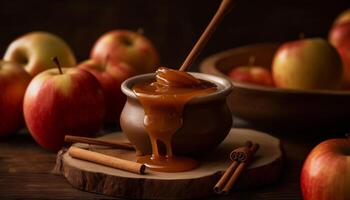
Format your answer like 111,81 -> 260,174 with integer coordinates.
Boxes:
272,38 -> 343,90
23,62 -> 105,151
78,59 -> 134,125
91,30 -> 159,74
3,31 -> 76,76
0,61 -> 31,136
333,9 -> 350,25
301,138 -> 350,200
329,22 -> 350,88
228,66 -> 274,87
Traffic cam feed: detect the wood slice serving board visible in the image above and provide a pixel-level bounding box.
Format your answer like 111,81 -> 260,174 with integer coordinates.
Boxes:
54,128 -> 283,199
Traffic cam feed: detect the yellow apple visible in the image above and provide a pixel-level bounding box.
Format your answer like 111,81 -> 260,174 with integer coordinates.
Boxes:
272,38 -> 343,90
4,31 -> 76,76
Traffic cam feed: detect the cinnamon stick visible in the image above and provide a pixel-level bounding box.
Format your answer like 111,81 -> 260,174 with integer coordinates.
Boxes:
68,146 -> 146,174
221,161 -> 247,194
230,141 -> 253,162
213,160 -> 239,193
65,135 -> 134,150
213,141 -> 252,193
214,141 -> 260,194
221,143 -> 260,195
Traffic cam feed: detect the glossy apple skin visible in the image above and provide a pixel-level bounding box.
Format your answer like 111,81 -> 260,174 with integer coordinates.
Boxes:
301,139 -> 350,200
272,38 -> 343,90
329,22 -> 350,88
4,31 -> 76,76
333,9 -> 350,25
0,61 -> 31,136
228,66 -> 274,87
91,30 -> 159,74
23,68 -> 105,151
78,59 -> 134,125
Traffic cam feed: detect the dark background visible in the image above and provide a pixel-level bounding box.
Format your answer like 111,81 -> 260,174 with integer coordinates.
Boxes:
0,0 -> 349,71
0,2 -> 350,199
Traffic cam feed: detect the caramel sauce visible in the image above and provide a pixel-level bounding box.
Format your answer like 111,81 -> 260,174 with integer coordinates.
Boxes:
133,67 -> 217,172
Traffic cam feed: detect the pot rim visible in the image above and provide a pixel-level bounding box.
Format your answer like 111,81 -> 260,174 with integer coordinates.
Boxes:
121,72 -> 233,103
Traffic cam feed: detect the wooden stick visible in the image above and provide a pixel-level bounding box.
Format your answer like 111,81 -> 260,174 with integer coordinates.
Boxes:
68,146 -> 146,174
179,0 -> 234,71
214,141 -> 252,194
221,143 -> 260,195
65,135 -> 134,150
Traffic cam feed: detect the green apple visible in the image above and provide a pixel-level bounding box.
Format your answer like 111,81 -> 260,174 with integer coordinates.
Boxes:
272,38 -> 343,90
4,31 -> 76,76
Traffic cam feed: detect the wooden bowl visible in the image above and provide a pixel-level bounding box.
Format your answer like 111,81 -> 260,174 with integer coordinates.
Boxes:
200,43 -> 350,131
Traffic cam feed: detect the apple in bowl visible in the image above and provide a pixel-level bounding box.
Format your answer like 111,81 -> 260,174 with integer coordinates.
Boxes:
228,66 -> 274,87
200,43 -> 350,132
24,59 -> 105,151
272,38 -> 343,90
3,31 -> 76,76
0,61 -> 31,136
91,30 -> 159,74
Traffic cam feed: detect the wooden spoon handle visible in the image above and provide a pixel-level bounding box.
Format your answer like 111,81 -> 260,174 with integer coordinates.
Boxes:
179,0 -> 234,71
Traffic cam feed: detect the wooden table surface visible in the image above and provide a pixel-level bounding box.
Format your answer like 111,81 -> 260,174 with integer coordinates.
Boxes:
0,119 -> 343,200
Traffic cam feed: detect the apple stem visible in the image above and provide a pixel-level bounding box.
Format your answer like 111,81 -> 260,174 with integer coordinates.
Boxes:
137,28 -> 144,35
52,57 -> 63,74
248,56 -> 255,66
346,133 -> 350,139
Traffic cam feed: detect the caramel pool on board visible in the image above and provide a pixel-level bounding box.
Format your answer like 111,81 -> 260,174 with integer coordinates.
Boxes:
133,67 -> 217,172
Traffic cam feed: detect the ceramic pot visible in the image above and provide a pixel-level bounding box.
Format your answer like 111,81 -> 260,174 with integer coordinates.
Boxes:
120,72 -> 233,156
